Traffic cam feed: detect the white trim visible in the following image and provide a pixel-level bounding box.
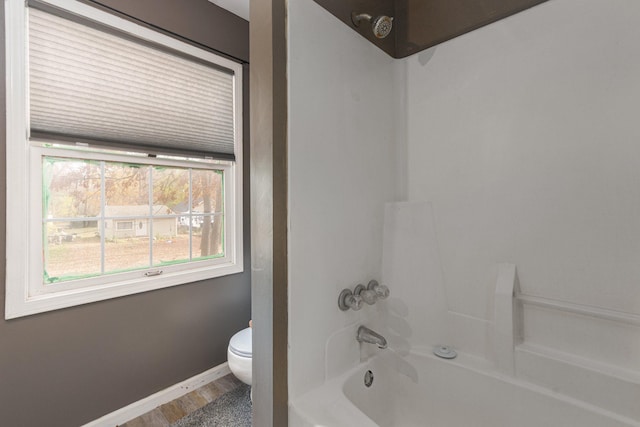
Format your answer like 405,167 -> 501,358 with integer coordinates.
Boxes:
5,0 -> 31,320
82,362 -> 232,427
5,0 -> 244,319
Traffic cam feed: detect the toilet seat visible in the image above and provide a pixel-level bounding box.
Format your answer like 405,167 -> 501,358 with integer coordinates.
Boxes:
229,327 -> 252,358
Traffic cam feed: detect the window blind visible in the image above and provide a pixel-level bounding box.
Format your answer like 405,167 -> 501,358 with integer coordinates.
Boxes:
28,7 -> 236,160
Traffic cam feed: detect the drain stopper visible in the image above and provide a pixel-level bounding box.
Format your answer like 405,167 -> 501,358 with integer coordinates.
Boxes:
433,345 -> 457,359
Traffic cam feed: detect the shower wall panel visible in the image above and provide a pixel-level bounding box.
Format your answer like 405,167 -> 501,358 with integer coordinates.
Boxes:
402,0 -> 640,372
288,0 -> 397,400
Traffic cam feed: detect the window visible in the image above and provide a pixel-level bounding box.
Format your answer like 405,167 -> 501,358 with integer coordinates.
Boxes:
5,0 -> 243,318
43,156 -> 227,284
115,222 -> 135,231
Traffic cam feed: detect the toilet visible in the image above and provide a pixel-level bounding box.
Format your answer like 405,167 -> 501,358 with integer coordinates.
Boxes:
227,327 -> 252,386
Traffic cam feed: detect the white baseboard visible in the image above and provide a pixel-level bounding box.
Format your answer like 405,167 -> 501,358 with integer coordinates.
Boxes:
83,362 -> 231,427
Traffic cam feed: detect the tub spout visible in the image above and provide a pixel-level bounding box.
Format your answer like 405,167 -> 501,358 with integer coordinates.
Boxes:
357,326 -> 387,349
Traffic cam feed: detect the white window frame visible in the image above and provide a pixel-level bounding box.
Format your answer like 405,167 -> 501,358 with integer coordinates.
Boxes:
5,0 -> 243,319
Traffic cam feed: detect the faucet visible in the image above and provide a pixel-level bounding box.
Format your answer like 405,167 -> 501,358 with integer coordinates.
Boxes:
357,326 -> 388,349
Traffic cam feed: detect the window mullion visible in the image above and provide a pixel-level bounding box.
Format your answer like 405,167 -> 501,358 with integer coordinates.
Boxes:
100,160 -> 106,274
189,168 -> 193,261
148,165 -> 153,268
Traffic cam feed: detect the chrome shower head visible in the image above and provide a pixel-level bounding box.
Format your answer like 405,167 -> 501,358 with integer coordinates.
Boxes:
371,15 -> 393,39
351,12 -> 394,39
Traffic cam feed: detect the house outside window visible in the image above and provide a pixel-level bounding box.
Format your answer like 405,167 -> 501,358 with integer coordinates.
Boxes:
5,0 -> 243,318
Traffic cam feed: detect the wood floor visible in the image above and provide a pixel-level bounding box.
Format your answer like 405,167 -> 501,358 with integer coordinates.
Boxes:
120,374 -> 244,427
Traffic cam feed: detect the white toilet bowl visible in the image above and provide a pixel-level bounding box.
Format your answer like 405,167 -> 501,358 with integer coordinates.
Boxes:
227,327 -> 252,385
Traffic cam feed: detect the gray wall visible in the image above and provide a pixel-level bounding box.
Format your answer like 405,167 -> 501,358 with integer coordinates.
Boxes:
0,1 -> 250,426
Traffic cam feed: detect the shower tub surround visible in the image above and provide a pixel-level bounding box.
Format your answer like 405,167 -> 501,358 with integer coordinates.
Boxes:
290,202 -> 640,426
287,0 -> 640,425
291,285 -> 640,427
292,309 -> 640,427
292,349 -> 638,427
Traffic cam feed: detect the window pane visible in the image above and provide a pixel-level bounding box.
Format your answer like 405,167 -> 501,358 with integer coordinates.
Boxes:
44,220 -> 101,283
105,162 -> 150,207
153,219 -> 189,266
43,157 -> 101,218
104,235 -> 150,273
192,169 -> 223,214
41,157 -> 228,284
192,215 -> 224,259
153,166 -> 189,215
103,163 -> 154,275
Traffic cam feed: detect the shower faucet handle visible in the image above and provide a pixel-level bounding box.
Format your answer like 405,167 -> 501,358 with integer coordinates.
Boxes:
354,283 -> 378,305
339,281 -> 389,311
367,280 -> 390,300
338,289 -> 363,311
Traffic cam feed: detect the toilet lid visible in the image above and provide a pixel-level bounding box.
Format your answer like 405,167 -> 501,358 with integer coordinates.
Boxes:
229,327 -> 252,358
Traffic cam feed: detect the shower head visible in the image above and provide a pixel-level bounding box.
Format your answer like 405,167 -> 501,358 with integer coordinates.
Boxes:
351,12 -> 394,39
371,15 -> 393,39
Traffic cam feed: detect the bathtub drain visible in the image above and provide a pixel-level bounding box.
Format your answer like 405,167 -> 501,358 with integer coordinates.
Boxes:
364,370 -> 374,387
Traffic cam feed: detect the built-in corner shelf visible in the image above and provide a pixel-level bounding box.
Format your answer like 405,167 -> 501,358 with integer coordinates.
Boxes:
492,263 -> 640,422
516,293 -> 640,327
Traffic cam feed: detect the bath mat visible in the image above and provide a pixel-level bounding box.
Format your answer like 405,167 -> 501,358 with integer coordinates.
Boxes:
171,384 -> 251,427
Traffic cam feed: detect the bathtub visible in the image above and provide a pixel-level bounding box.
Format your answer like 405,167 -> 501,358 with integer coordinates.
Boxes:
292,348 -> 640,427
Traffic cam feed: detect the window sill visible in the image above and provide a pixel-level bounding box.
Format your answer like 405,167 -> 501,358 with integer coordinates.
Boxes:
5,261 -> 243,319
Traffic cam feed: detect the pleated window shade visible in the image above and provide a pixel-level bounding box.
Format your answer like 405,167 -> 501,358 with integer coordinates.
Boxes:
28,8 -> 236,160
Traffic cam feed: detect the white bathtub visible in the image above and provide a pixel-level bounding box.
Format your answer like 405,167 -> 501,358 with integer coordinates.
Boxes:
292,349 -> 640,427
